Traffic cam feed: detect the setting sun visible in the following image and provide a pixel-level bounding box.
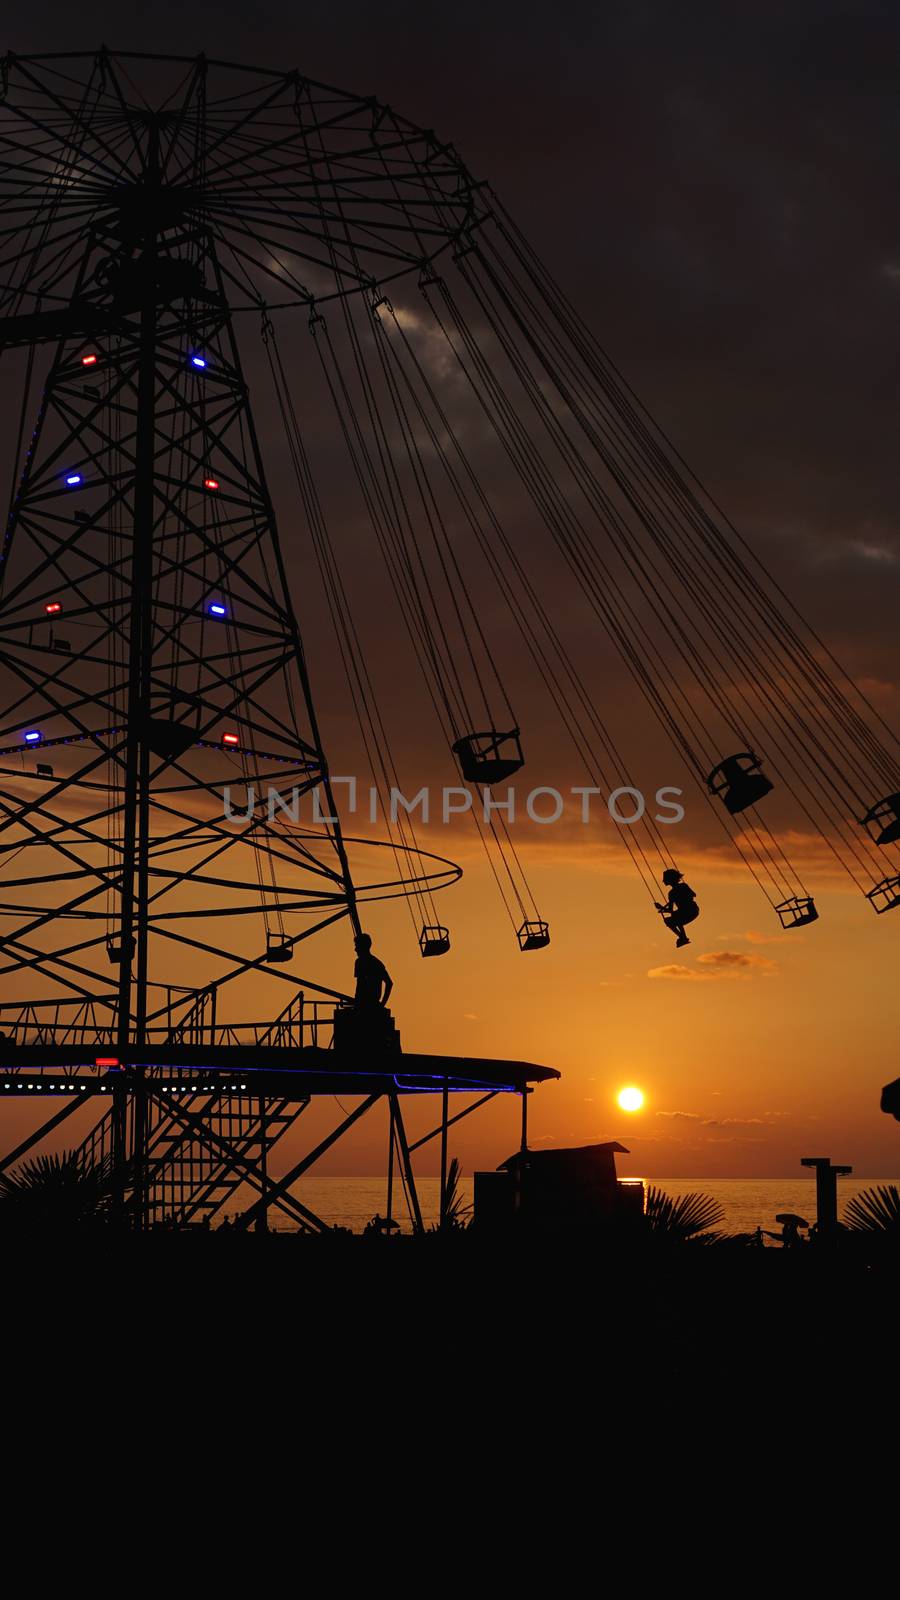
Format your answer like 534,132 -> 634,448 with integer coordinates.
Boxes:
617,1086 -> 645,1113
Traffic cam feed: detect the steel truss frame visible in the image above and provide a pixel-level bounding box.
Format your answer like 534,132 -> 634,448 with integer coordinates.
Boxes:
0,51 -> 555,1226
0,1055 -> 550,1231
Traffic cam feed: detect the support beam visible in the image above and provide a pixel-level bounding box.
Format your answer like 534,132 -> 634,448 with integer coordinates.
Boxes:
234,1092 -> 381,1230
386,1093 -> 395,1230
0,287 -> 223,351
147,1092 -> 324,1231
439,1078 -> 449,1230
0,1094 -> 86,1175
113,127 -> 160,1218
408,1090 -> 498,1152
257,1093 -> 268,1233
391,1092 -> 424,1235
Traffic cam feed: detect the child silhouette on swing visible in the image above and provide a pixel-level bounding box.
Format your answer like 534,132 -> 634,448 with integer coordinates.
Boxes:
656,869 -> 699,949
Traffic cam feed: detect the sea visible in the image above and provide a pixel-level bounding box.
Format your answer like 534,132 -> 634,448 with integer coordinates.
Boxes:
260,1175 -> 896,1236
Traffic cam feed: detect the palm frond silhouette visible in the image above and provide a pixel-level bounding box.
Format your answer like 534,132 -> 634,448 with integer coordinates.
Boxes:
844,1184 -> 900,1233
440,1157 -> 472,1229
645,1185 -> 725,1242
0,1149 -> 114,1227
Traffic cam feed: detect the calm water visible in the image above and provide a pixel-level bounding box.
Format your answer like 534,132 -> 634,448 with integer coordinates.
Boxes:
259,1174 -> 895,1236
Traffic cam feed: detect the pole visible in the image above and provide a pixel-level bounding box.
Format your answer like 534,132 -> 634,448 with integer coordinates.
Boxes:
257,1094 -> 268,1233
386,1093 -> 394,1230
392,1094 -> 424,1234
801,1156 -> 852,1242
439,1077 -> 449,1230
114,116 -> 159,1222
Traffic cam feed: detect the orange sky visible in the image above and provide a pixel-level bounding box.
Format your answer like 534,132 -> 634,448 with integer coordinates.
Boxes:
9,813 -> 899,1181
322,832 -> 900,1180
4,13 -> 900,1187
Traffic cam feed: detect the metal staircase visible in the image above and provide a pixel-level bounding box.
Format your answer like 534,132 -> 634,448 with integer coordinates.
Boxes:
143,1091 -> 313,1228
72,988 -> 321,1229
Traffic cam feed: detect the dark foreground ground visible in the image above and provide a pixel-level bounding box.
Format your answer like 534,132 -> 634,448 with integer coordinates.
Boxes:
8,1230 -> 891,1551
9,1229 -> 896,1416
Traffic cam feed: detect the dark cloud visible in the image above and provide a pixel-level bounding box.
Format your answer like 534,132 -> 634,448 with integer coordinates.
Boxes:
6,6 -> 900,884
656,1109 -> 784,1129
703,1117 -> 773,1129
648,949 -> 777,980
697,951 -> 778,973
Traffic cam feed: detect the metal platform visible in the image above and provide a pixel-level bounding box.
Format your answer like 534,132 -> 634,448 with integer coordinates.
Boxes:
0,1038 -> 560,1232
0,1046 -> 560,1099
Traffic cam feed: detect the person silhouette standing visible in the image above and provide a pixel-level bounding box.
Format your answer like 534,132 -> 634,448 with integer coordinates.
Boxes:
656,869 -> 700,948
353,933 -> 393,1010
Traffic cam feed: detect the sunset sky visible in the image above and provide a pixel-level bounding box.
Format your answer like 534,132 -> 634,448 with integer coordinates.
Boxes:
4,3 -> 900,1180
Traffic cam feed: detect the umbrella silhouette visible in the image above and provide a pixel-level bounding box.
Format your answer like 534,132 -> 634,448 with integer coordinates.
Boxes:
775,1212 -> 809,1227
366,1213 -> 400,1233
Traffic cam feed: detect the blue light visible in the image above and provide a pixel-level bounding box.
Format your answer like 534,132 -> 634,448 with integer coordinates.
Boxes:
64,472 -> 83,487
24,731 -> 42,743
208,602 -> 227,617
191,355 -> 207,369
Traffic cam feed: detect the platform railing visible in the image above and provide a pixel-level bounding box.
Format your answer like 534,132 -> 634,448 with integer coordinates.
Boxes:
0,990 -> 341,1055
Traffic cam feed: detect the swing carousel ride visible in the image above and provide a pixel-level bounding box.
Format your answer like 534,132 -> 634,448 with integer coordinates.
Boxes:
0,51 -> 896,1227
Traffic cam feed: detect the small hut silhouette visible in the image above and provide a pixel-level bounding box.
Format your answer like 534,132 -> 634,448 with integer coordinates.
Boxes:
474,1141 -> 641,1229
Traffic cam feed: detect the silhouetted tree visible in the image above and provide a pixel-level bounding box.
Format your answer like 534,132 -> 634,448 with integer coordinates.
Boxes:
844,1184 -> 900,1235
0,1150 -> 114,1229
439,1157 -> 472,1230
645,1185 -> 725,1243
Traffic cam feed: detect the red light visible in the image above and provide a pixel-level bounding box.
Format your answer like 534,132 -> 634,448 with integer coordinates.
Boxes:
81,353 -> 99,367
222,733 -> 240,747
44,601 -> 62,616
203,477 -> 219,492
95,1056 -> 120,1068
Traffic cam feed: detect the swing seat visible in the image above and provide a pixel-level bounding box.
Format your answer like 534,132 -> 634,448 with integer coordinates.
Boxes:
452,728 -> 523,785
861,793 -> 900,846
775,896 -> 818,929
264,934 -> 293,963
419,925 -> 450,957
106,935 -> 136,965
707,752 -> 773,815
517,919 -> 550,951
867,875 -> 900,914
658,900 -> 699,927
143,717 -> 198,762
143,692 -> 201,762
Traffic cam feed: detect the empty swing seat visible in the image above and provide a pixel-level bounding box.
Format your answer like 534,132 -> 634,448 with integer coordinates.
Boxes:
775,896 -> 818,930
144,717 -> 198,762
707,752 -> 774,815
517,919 -> 550,951
860,793 -> 900,846
264,934 -> 293,963
106,935 -> 136,965
419,925 -> 451,957
452,728 -> 523,785
866,875 -> 900,914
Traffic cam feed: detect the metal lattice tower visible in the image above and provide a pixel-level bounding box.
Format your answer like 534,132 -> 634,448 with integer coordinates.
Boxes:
0,52 -> 555,1228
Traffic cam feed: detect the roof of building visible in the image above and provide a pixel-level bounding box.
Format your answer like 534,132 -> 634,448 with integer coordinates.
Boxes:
499,1141 -> 629,1170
